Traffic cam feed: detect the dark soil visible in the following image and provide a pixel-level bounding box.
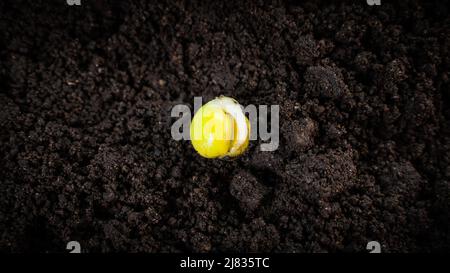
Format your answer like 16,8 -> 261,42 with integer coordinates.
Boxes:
1,0 -> 449,252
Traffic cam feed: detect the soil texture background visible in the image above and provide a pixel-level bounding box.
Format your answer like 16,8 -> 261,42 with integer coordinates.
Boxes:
0,0 -> 449,252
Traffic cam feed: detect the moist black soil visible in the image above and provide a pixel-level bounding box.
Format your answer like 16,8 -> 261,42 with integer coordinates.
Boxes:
1,0 -> 449,252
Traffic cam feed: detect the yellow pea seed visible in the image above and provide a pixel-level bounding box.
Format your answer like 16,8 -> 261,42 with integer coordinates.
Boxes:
190,97 -> 250,158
